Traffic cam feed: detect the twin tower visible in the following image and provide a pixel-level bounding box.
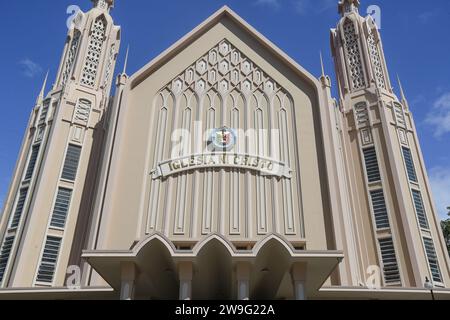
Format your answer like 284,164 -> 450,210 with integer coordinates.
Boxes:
0,0 -> 448,299
0,0 -> 120,288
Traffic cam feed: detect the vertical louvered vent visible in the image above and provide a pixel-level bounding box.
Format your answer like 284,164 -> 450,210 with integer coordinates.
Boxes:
10,188 -> 28,229
354,102 -> 369,126
394,103 -> 406,127
24,145 -> 40,181
39,101 -> 50,123
0,236 -> 15,283
36,236 -> 62,284
370,189 -> 390,230
412,190 -> 429,230
61,145 -> 82,181
378,238 -> 401,285
423,237 -> 442,283
74,99 -> 91,123
402,147 -> 417,183
50,188 -> 73,229
363,147 -> 381,183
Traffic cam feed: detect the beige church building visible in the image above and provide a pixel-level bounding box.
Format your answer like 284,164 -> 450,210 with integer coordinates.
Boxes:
0,0 -> 449,300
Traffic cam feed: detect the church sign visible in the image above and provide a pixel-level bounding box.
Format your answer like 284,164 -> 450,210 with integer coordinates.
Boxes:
151,153 -> 292,179
152,126 -> 292,179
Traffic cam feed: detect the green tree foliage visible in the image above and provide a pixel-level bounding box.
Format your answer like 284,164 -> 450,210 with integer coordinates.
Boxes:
441,208 -> 450,256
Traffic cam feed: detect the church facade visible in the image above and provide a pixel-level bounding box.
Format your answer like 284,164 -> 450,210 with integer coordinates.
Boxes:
0,0 -> 449,300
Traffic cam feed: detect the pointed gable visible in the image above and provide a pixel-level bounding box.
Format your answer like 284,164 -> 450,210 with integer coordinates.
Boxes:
129,6 -> 320,92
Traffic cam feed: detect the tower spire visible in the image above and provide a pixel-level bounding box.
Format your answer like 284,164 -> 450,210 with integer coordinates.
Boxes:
36,70 -> 49,106
122,45 -> 130,75
397,74 -> 406,101
319,51 -> 331,88
397,74 -> 409,109
320,51 -> 326,78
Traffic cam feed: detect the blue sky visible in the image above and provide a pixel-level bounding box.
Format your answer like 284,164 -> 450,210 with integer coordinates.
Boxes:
0,0 -> 449,219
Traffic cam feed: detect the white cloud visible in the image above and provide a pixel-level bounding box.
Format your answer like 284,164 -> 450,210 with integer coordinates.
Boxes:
255,0 -> 335,14
254,0 -> 281,9
293,0 -> 335,15
425,92 -> 450,138
429,166 -> 450,220
19,58 -> 43,78
316,0 -> 335,13
418,10 -> 439,24
293,0 -> 308,14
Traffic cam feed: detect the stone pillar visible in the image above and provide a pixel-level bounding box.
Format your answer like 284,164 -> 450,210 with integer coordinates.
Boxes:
236,262 -> 251,300
179,262 -> 194,300
291,262 -> 307,300
120,262 -> 138,300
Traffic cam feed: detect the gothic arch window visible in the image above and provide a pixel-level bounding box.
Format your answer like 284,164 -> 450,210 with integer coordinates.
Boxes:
343,19 -> 366,90
148,91 -> 170,231
61,30 -> 81,87
81,16 -> 107,87
367,28 -> 386,89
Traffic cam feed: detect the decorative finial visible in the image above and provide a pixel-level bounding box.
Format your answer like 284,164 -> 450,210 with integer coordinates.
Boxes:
338,0 -> 360,16
92,0 -> 114,11
397,74 -> 406,101
36,70 -> 49,106
123,45 -> 130,75
320,51 -> 326,78
319,51 -> 331,88
397,75 -> 409,110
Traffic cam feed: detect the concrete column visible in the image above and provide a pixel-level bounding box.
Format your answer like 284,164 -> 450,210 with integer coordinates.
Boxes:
291,262 -> 307,300
179,262 -> 194,300
120,262 -> 138,300
236,262 -> 251,300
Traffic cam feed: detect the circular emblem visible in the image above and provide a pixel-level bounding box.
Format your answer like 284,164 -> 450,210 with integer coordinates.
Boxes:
209,127 -> 236,151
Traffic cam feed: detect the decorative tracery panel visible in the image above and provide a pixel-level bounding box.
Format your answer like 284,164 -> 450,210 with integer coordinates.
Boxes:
61,30 -> 81,87
367,30 -> 386,89
343,19 -> 366,90
102,44 -> 115,91
81,16 -> 107,87
146,40 -> 302,240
